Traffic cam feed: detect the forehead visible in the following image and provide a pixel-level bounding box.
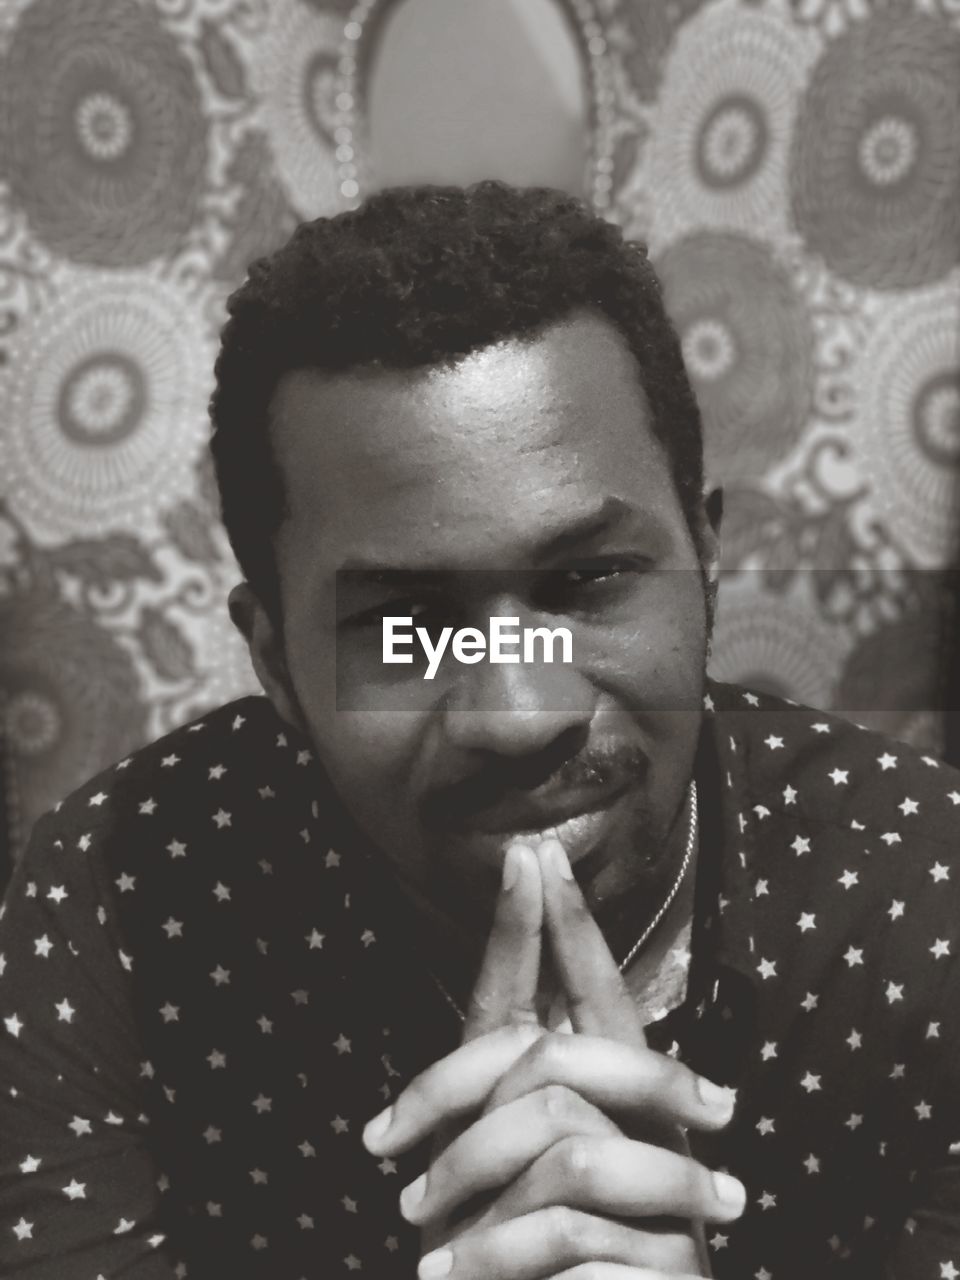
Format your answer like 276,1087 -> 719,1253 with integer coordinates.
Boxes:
269,311 -> 682,573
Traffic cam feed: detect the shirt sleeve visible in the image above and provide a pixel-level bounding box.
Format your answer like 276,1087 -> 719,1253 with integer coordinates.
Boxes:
886,1161 -> 960,1279
0,809 -> 176,1278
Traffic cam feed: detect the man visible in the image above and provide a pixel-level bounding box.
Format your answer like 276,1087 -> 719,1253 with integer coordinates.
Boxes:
1,181 -> 959,1280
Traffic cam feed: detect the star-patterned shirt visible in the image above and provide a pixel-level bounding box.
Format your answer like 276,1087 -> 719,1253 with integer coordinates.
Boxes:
2,682 -> 960,1279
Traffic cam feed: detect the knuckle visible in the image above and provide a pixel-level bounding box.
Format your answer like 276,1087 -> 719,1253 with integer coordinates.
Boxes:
555,1134 -> 594,1186
544,1203 -> 583,1253
645,1230 -> 702,1271
541,1083 -> 582,1121
531,1030 -> 574,1078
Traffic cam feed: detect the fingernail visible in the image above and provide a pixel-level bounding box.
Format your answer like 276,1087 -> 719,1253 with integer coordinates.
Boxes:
712,1170 -> 746,1215
502,842 -> 529,891
543,837 -> 574,881
400,1173 -> 427,1220
697,1078 -> 736,1120
362,1105 -> 392,1151
419,1249 -> 453,1278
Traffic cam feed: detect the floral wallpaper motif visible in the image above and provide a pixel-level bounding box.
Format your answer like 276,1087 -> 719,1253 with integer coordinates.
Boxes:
1,0 -> 958,864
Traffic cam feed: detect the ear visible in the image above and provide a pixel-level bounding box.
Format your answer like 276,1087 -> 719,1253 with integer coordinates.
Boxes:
228,582 -> 308,734
702,486 -> 723,583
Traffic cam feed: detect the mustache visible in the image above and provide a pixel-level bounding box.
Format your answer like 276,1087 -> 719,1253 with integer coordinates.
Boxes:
423,740 -> 649,829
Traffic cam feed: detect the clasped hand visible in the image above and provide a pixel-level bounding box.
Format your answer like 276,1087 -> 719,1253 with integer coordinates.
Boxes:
363,838 -> 745,1279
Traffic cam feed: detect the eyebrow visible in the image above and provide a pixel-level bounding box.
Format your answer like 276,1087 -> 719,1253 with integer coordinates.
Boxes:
335,495 -> 639,579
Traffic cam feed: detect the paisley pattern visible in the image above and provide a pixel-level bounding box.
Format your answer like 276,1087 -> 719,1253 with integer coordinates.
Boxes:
1,0 -> 958,863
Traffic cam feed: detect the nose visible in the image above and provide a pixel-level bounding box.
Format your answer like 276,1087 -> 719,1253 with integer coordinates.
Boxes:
440,639 -> 597,759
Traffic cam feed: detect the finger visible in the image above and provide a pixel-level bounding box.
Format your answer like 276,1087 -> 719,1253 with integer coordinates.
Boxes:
362,1022 -> 543,1156
546,1268 -> 707,1280
399,1085 -> 619,1226
472,1133 -> 746,1230
537,838 -> 645,1045
483,1032 -> 736,1133
415,1206 -> 701,1279
463,842 -> 543,1043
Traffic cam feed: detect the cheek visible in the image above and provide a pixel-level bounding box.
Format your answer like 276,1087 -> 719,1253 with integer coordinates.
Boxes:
306,710 -> 422,833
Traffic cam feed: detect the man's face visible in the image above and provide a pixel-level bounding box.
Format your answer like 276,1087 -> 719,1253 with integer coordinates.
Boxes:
259,311 -> 712,948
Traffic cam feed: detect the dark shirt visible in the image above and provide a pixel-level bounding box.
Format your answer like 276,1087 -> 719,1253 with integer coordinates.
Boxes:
2,682 -> 960,1279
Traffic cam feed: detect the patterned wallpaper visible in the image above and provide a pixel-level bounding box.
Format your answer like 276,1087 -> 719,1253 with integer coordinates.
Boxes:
0,0 -> 958,864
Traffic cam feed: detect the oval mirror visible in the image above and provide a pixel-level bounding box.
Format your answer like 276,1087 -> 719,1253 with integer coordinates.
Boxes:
364,0 -> 591,195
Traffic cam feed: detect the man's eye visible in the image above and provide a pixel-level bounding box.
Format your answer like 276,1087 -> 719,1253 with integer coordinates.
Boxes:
349,600 -> 447,630
561,558 -> 645,586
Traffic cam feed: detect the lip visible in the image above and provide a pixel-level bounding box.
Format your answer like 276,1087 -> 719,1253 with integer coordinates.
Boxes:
442,788 -> 632,871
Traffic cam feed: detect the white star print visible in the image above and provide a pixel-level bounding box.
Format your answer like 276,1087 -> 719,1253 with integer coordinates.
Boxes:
761,1041 -> 778,1060
845,1113 -> 863,1130
19,1155 -> 40,1173
33,934 -> 53,957
844,947 -> 864,968
12,1218 -> 33,1241
940,1262 -> 959,1279
948,790 -> 960,806
252,1094 -> 272,1113
758,1191 -> 776,1210
5,1013 -> 23,1038
207,1050 -> 226,1069
46,885 -> 67,904
161,754 -> 180,767
208,764 -> 227,780
212,808 -> 232,829
139,798 -> 157,816
756,1117 -> 775,1135
800,1072 -> 822,1092
757,958 -> 777,980
828,768 -> 849,785
800,992 -> 818,1012
885,982 -> 905,1004
880,832 -> 902,846
916,1101 -> 932,1120
210,965 -> 231,986
878,753 -> 898,770
764,735 -> 784,750
55,998 -> 75,1022
803,1153 -> 820,1174
838,869 -> 858,890
889,899 -> 905,919
847,1029 -> 863,1050
68,1116 -> 92,1137
88,792 -> 107,807
811,722 -> 830,733
334,1033 -> 351,1054
931,862 -> 950,882
115,873 -> 136,893
797,913 -> 817,932
203,1126 -> 222,1144
160,1003 -> 179,1023
782,784 -> 797,804
306,929 -> 325,949
931,939 -> 951,959
212,882 -> 231,902
63,1179 -> 86,1199
899,797 -> 919,816
166,839 -> 187,858
162,917 -> 183,939
791,836 -> 811,856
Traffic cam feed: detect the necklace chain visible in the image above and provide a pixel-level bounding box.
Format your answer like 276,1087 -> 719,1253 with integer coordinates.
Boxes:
431,779 -> 699,1023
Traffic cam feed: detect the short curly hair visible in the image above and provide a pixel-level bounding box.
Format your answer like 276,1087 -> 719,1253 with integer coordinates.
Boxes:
209,180 -> 704,622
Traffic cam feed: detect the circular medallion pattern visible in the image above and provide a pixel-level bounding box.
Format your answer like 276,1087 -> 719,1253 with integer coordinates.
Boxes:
647,6 -> 815,243
0,0 -> 208,267
251,0 -> 344,217
709,579 -> 848,710
853,287 -> 960,567
0,273 -> 215,542
656,232 -> 813,484
1,577 -> 146,841
790,10 -> 960,289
